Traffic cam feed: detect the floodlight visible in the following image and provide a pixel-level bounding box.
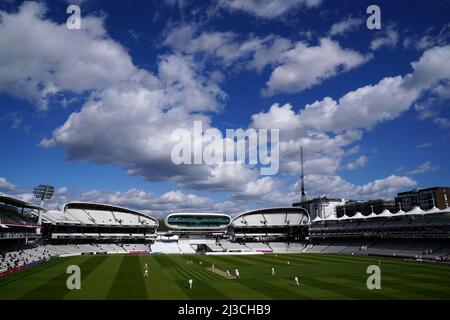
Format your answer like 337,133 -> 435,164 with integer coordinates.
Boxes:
33,184 -> 54,201
33,184 -> 54,228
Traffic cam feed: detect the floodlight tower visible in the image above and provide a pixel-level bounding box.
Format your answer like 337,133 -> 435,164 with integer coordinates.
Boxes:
33,184 -> 54,227
300,147 -> 306,203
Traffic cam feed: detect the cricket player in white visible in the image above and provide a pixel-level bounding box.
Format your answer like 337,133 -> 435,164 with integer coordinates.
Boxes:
188,279 -> 193,289
271,267 -> 275,275
145,262 -> 148,269
227,270 -> 230,277
295,276 -> 299,286
235,269 -> 240,279
144,269 -> 149,278
287,260 -> 290,267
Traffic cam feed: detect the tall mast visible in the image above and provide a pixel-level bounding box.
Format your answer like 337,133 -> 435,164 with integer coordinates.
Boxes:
301,147 -> 306,203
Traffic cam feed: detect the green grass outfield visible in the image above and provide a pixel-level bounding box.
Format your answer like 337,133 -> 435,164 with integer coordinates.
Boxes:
0,253 -> 449,300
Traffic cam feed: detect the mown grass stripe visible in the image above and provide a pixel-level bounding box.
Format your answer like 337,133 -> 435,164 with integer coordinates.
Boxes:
175,278 -> 230,300
19,255 -> 107,300
200,268 -> 225,281
63,255 -> 121,300
152,255 -> 180,268
106,255 -> 147,300
0,258 -> 64,288
237,277 -> 311,300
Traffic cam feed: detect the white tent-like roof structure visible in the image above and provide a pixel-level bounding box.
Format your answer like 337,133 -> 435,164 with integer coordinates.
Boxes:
366,211 -> 381,219
311,206 -> 450,224
377,209 -> 393,218
351,212 -> 365,219
404,206 -> 424,216
324,215 -> 340,221
424,206 -> 443,215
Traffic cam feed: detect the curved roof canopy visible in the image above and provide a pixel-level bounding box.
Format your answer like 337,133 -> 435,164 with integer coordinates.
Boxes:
232,207 -> 309,227
0,194 -> 45,211
43,201 -> 158,227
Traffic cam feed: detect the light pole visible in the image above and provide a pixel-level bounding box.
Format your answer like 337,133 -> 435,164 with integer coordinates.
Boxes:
33,184 -> 54,233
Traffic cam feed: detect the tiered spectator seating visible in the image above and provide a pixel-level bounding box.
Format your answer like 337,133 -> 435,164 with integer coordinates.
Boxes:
245,242 -> 272,251
43,205 -> 157,227
1,247 -> 54,273
178,243 -> 196,254
268,242 -> 289,253
65,209 -> 94,225
87,210 -> 120,225
150,242 -> 182,254
206,243 -> 226,252
123,244 -> 149,252
219,241 -> 251,252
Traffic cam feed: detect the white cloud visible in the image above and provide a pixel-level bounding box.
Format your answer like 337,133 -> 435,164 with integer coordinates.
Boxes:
234,177 -> 279,200
0,177 -> 16,192
217,0 -> 322,19
0,2 -> 136,109
414,95 -> 450,129
0,4 -> 270,201
434,117 -> 450,128
262,38 -> 369,96
370,27 -> 399,50
164,24 -> 270,66
406,46 -> 450,90
300,174 -> 417,200
416,142 -> 433,149
5,184 -> 246,217
296,45 -> 450,134
403,23 -> 450,51
4,3 -> 449,208
345,155 -> 368,171
56,187 -> 69,195
297,76 -> 418,133
329,17 -> 363,37
164,26 -> 369,96
80,188 -> 234,217
407,161 -> 439,176
415,98 -> 440,121
250,45 -> 450,190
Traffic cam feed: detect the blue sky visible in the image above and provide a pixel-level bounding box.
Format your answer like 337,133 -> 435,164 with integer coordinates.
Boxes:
0,0 -> 449,216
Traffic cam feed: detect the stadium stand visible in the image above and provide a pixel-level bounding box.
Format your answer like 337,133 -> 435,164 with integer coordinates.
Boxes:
150,242 -> 182,254
0,246 -> 54,273
219,240 -> 252,252
178,243 -> 197,254
2,191 -> 450,278
205,243 -> 226,252
245,242 -> 272,252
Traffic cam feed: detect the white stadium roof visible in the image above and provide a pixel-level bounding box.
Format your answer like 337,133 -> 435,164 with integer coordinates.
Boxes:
42,202 -> 158,227
314,206 -> 449,222
232,207 -> 309,227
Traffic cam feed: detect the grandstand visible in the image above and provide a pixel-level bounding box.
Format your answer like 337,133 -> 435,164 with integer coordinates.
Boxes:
1,191 -> 450,281
230,207 -> 309,242
41,202 -> 158,242
0,195 -> 42,242
218,240 -> 252,252
308,206 -> 450,261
